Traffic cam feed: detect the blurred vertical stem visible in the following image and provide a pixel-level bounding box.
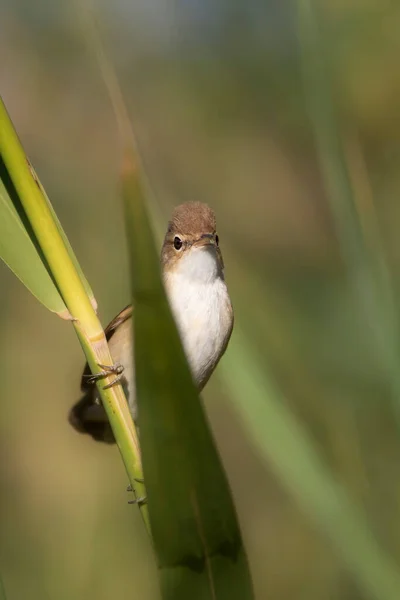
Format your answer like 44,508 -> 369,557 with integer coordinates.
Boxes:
0,97 -> 149,531
220,329 -> 400,600
297,0 -> 400,418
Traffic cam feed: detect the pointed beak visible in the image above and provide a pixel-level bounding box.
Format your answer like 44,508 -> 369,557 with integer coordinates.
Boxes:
193,233 -> 217,249
192,234 -> 224,269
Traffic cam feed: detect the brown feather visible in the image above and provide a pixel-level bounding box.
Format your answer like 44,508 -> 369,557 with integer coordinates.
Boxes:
162,202 -> 218,267
167,202 -> 216,237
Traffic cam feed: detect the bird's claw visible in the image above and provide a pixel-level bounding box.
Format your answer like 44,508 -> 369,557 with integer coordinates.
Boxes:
83,362 -> 124,389
127,478 -> 144,492
127,479 -> 146,505
128,496 -> 147,506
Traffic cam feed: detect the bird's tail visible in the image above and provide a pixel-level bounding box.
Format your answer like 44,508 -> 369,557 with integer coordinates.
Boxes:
68,394 -> 115,444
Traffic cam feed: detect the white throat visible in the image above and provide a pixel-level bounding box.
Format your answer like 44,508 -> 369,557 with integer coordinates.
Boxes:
164,246 -> 232,388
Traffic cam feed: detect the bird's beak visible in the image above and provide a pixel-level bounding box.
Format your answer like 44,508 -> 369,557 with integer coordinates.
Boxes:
192,234 -> 224,269
193,233 -> 217,249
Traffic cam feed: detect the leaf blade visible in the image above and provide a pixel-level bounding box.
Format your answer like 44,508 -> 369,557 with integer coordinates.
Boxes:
122,154 -> 254,598
0,166 -> 67,315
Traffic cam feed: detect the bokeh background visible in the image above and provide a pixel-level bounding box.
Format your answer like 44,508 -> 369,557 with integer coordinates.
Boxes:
2,1 -> 400,598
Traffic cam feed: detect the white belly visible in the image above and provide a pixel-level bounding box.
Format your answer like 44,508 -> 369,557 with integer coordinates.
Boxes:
107,247 -> 233,420
165,264 -> 233,388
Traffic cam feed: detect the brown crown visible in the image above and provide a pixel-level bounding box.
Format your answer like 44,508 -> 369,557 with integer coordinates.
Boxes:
167,202 -> 216,237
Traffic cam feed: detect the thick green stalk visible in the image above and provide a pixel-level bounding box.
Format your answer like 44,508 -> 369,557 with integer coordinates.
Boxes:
0,97 -> 96,329
0,97 -> 149,532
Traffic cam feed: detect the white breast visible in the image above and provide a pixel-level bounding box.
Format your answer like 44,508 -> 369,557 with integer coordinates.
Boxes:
106,245 -> 233,424
164,246 -> 233,388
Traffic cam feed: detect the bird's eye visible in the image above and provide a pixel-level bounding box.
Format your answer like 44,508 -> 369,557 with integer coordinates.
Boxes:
174,236 -> 183,250
215,235 -> 219,246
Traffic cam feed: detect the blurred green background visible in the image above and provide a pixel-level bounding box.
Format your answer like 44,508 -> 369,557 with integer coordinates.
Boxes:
2,1 -> 400,598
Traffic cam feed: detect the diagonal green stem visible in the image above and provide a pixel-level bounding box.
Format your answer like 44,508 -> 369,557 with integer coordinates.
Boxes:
0,96 -> 149,533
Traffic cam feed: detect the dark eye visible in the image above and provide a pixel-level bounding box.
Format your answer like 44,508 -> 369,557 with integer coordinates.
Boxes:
174,236 -> 183,250
215,235 -> 219,246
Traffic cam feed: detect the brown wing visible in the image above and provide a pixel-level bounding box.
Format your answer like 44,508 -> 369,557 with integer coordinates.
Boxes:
80,304 -> 133,391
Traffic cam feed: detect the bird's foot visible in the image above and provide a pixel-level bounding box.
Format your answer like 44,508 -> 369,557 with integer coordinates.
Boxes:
127,479 -> 146,505
127,478 -> 144,492
128,496 -> 147,506
83,362 -> 124,389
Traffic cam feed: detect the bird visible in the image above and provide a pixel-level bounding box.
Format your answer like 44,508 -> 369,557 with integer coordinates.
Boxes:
68,201 -> 234,443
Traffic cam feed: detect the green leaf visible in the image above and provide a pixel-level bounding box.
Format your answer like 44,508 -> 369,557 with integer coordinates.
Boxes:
0,97 -> 97,317
122,154 -> 254,600
0,159 -> 67,315
0,95 -> 146,528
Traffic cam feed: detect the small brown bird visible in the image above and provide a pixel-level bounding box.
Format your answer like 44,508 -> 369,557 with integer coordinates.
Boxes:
69,202 -> 234,443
